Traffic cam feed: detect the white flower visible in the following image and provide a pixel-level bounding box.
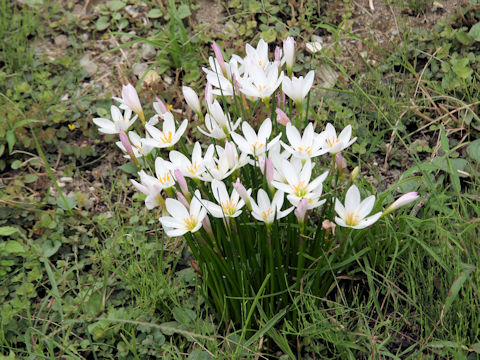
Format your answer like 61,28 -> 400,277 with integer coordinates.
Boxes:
169,142 -> 214,179
113,83 -> 144,121
200,143 -> 247,182
153,157 -> 176,189
319,123 -> 357,154
116,131 -> 153,159
384,192 -> 420,215
143,112 -> 187,149
131,170 -> 163,210
159,190 -> 207,237
250,189 -> 293,224
281,123 -> 327,160
244,39 -> 270,70
198,100 -> 241,140
231,118 -> 281,157
281,71 -> 314,103
204,180 -> 250,218
334,185 -> 382,229
203,56 -> 243,97
182,86 -> 201,113
239,63 -> 284,100
272,158 -> 328,209
93,105 -> 137,134
306,35 -> 323,54
283,37 -> 295,70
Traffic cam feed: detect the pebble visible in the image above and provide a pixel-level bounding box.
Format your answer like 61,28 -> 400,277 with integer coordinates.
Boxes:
80,33 -> 89,42
80,55 -> 98,76
141,43 -> 157,60
54,35 -> 68,49
133,62 -> 148,76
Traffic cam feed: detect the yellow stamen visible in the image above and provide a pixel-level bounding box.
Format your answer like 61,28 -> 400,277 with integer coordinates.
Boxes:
345,212 -> 360,226
221,199 -> 237,215
261,208 -> 273,220
158,172 -> 172,185
184,214 -> 198,230
292,181 -> 307,197
159,131 -> 173,144
297,146 -> 312,155
327,137 -> 340,148
186,161 -> 199,175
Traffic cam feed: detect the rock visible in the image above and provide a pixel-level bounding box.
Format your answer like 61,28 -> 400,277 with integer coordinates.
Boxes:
141,43 -> 156,60
80,33 -> 89,42
132,62 -> 148,76
54,35 -> 68,49
80,55 -> 98,76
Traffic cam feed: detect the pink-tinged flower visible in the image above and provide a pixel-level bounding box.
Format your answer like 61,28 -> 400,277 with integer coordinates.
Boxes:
176,191 -> 190,209
159,190 -> 207,237
113,83 -> 145,123
153,97 -> 169,115
294,198 -> 308,225
232,178 -> 252,209
334,185 -> 382,229
281,71 -> 314,103
251,189 -> 293,225
205,82 -> 213,105
384,192 -> 419,215
283,37 -> 295,71
275,108 -> 291,126
212,41 -> 227,76
322,219 -> 336,235
245,39 -> 270,69
265,158 -> 274,185
93,105 -> 137,134
116,131 -> 154,159
119,130 -> 133,156
319,123 -> 357,154
131,170 -> 163,210
239,63 -> 284,100
143,113 -> 187,149
182,86 -> 201,114
276,90 -> 286,108
174,169 -> 189,197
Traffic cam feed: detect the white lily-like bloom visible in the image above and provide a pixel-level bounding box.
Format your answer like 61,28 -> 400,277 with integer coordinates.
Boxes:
272,158 -> 329,209
204,179 -> 250,218
203,56 -> 244,97
116,131 -> 153,159
239,63 -> 284,100
250,189 -> 293,224
198,114 -> 242,140
153,157 -> 176,189
182,86 -> 201,113
200,143 -> 247,182
131,170 -> 163,210
334,185 -> 382,229
244,39 -> 270,70
143,112 -> 187,149
93,105 -> 137,134
231,118 -> 281,158
113,84 -> 144,121
319,123 -> 357,154
169,142 -> 214,179
281,71 -> 314,103
159,190 -> 207,237
281,123 -> 327,160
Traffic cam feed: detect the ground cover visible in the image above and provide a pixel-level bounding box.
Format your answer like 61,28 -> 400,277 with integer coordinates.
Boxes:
1,0 -> 480,358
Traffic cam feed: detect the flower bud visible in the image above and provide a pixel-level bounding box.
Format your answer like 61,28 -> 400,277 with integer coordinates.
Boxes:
153,96 -> 168,115
274,46 -> 281,63
322,219 -> 336,236
119,130 -> 140,167
294,198 -> 308,233
265,158 -> 274,186
232,178 -> 251,210
384,192 -> 419,216
174,169 -> 190,199
224,141 -> 237,169
275,108 -> 291,126
351,166 -> 360,181
212,41 -> 227,77
182,86 -> 201,114
283,37 -> 295,71
122,83 -> 144,123
176,191 -> 190,209
205,82 -> 213,105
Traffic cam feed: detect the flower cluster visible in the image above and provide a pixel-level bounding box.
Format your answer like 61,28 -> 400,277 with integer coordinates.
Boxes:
93,37 -> 420,325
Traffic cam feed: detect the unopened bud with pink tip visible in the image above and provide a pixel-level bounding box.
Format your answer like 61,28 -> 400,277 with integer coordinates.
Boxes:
205,82 -> 213,105
121,83 -> 145,124
119,130 -> 140,167
283,37 -> 295,74
176,191 -> 190,209
153,96 -> 169,115
265,158 -> 274,185
275,108 -> 291,126
295,198 -> 308,233
383,192 -> 419,216
335,152 -> 347,178
182,86 -> 201,114
232,178 -> 252,210
212,41 -> 227,77
174,169 -> 190,200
